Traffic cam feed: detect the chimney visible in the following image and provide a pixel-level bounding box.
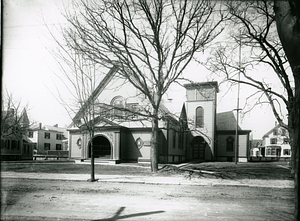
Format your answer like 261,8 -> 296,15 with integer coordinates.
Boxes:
54,124 -> 58,127
39,123 -> 42,129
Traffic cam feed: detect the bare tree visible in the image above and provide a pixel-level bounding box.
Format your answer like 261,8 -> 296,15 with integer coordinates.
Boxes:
51,44 -> 115,182
60,0 -> 226,172
274,1 -> 300,219
208,0 -> 290,125
1,90 -> 31,141
207,0 -> 299,219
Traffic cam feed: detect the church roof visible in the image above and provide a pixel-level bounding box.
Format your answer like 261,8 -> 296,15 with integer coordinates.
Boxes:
69,65 -> 178,128
72,66 -> 119,122
216,111 -> 242,131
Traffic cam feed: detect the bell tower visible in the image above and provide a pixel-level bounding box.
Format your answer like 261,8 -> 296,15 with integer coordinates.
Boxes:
183,81 -> 219,161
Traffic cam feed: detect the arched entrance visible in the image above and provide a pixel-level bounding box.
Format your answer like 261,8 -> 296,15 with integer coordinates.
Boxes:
191,136 -> 206,160
88,135 -> 111,159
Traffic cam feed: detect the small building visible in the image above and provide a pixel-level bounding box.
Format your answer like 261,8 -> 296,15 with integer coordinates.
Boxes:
261,123 -> 291,160
1,109 -> 34,160
28,123 -> 68,158
249,139 -> 263,158
215,111 -> 251,162
249,123 -> 290,161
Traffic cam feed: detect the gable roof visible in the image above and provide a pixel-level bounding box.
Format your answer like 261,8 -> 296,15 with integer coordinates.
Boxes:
93,116 -> 121,127
216,111 -> 242,131
262,124 -> 286,138
2,108 -> 29,126
179,103 -> 188,129
70,65 -> 179,128
72,66 -> 119,123
44,125 -> 68,137
20,108 -> 30,126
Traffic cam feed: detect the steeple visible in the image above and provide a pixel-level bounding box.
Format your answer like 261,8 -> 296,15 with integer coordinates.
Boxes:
183,81 -> 219,101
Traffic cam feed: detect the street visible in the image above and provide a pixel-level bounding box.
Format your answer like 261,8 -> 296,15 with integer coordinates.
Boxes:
1,178 -> 294,221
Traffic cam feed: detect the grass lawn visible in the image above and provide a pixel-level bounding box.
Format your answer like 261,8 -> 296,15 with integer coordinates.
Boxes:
1,160 -> 293,180
1,161 -> 153,176
182,161 -> 293,180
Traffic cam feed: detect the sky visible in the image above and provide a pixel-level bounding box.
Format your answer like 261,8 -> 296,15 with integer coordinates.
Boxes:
2,0 -> 284,139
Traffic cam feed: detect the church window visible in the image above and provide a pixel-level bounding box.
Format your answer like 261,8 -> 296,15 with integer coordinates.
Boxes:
195,106 -> 204,128
226,136 -> 234,152
126,103 -> 139,119
179,128 -> 184,150
173,131 -> 176,149
111,96 -> 125,118
136,137 -> 144,149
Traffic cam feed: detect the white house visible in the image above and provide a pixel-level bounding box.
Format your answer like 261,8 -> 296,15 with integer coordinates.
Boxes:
261,123 -> 291,160
28,123 -> 68,156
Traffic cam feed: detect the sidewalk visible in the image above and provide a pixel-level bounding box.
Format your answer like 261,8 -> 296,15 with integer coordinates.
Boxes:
1,171 -> 294,188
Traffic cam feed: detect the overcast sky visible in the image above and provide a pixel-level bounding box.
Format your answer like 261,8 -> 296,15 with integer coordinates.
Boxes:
2,0 -> 282,139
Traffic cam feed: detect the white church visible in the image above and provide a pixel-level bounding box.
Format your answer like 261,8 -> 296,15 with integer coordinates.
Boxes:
67,67 -> 251,164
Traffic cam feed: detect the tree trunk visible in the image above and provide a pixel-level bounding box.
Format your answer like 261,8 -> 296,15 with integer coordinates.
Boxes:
274,1 -> 300,219
290,113 -> 300,220
151,112 -> 159,173
90,143 -> 95,181
288,92 -> 300,219
90,133 -> 96,182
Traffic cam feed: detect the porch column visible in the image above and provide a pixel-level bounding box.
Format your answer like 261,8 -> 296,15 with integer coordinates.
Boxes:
82,134 -> 86,159
114,132 -> 120,160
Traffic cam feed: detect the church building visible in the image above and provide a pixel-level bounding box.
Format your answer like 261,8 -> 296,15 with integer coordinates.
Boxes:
68,67 -> 251,164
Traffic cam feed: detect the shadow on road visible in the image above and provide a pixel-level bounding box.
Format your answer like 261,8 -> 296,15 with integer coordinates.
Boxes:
93,207 -> 164,221
1,178 -> 33,215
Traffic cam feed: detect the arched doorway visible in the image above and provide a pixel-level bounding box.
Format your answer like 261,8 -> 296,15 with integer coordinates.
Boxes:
191,136 -> 206,160
88,135 -> 111,159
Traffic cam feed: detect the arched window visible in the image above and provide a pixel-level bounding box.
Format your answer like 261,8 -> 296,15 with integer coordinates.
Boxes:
173,130 -> 177,149
111,96 -> 125,118
195,106 -> 204,128
226,136 -> 234,152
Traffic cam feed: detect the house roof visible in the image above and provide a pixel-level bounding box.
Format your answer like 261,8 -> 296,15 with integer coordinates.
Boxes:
2,108 -> 29,126
262,124 -> 282,138
216,111 -> 242,131
44,125 -> 68,137
20,109 -> 30,125
30,124 -> 68,137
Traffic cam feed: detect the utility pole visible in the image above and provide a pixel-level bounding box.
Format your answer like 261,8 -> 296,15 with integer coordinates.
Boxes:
235,32 -> 242,165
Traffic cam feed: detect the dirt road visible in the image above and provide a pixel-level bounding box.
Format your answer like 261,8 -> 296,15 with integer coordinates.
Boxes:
1,178 -> 294,221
